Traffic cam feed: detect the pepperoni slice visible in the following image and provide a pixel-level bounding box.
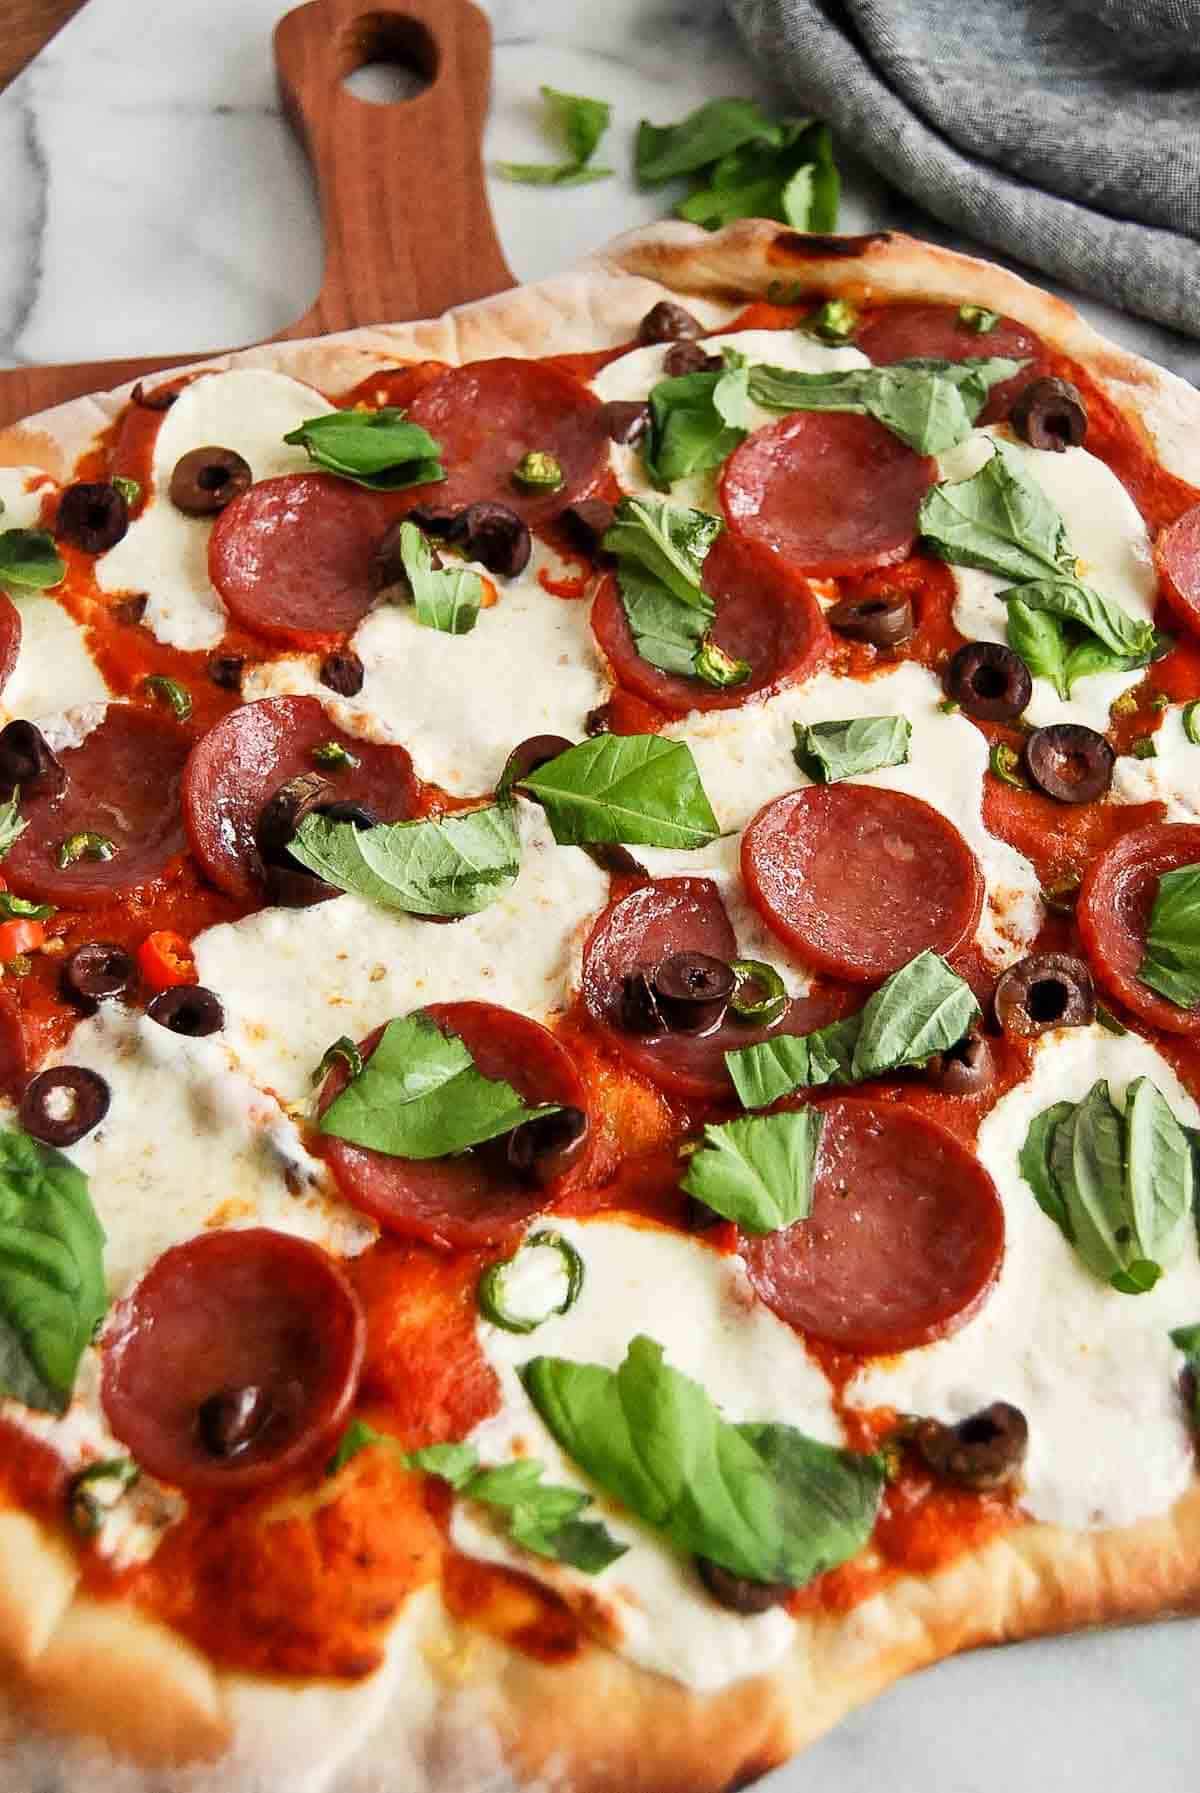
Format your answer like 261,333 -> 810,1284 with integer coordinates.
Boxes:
101,1229 -> 365,1494
743,1098 -> 1004,1354
405,358 -> 609,524
0,594 -> 20,696
591,530 -> 829,715
720,412 -> 935,578
581,876 -> 845,1102
1153,503 -> 1200,637
1078,822 -> 1200,1036
182,695 -> 417,906
321,1003 -> 589,1250
3,707 -> 190,909
742,786 -> 984,983
209,473 -> 396,648
855,302 -> 1044,421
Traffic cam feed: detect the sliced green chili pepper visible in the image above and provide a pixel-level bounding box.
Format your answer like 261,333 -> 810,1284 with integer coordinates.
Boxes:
477,1230 -> 585,1335
143,675 -> 192,721
728,958 -> 788,1025
58,832 -> 116,869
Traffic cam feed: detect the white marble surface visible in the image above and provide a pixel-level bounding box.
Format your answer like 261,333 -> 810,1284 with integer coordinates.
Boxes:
1,3 -> 1197,1789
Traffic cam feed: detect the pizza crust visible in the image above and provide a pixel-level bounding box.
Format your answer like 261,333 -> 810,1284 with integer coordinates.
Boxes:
1,220 -> 1199,1791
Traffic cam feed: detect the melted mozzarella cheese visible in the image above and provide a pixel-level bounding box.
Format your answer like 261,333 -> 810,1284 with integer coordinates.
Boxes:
592,327 -> 868,511
0,468 -> 109,718
637,662 -> 1041,973
942,429 -> 1157,733
454,1216 -> 839,1692
242,542 -> 608,795
853,1027 -> 1200,1532
1112,706 -> 1200,819
193,799 -> 608,1104
96,369 -> 335,651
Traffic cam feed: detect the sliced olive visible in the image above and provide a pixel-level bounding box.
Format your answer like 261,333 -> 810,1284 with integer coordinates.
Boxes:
638,300 -> 704,345
0,720 -> 66,799
507,1105 -> 589,1187
619,969 -> 664,1035
1024,723 -> 1114,804
695,1556 -> 791,1614
371,519 -> 439,601
56,482 -> 129,554
19,1066 -> 110,1147
922,1027 -> 994,1094
319,648 -> 365,698
599,400 -> 650,446
912,1402 -> 1028,1492
499,733 -> 573,798
147,984 -> 225,1038
407,503 -> 466,541
651,952 -> 736,1035
257,772 -> 332,868
662,341 -> 721,378
561,498 -> 616,555
581,842 -> 649,879
1009,377 -> 1087,453
584,703 -> 613,736
319,799 -> 379,830
197,1385 -> 272,1460
944,641 -> 1032,723
458,502 -> 532,579
827,593 -> 914,648
61,941 -> 135,1007
993,951 -> 1095,1037
130,379 -> 178,411
206,651 -> 245,690
169,446 -> 252,516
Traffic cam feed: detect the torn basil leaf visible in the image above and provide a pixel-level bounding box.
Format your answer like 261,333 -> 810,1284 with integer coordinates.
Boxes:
1138,863 -> 1200,1010
396,521 -> 484,635
289,802 -> 521,917
409,1442 -> 627,1573
673,118 -> 840,233
519,734 -> 720,852
748,358 -> 1022,456
635,98 -> 788,186
641,351 -> 750,488
283,408 -> 444,490
998,577 -> 1155,661
680,1108 -> 824,1234
919,440 -> 1072,584
496,85 -> 613,186
792,715 -> 911,784
0,528 -> 64,593
601,497 -> 741,688
601,496 -> 722,606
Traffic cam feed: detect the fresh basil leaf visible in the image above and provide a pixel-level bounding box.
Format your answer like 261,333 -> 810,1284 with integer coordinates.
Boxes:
1138,863 -> 1200,1009
1051,1081 -> 1136,1282
998,577 -> 1155,660
1018,1100 -> 1074,1234
615,564 -> 713,678
408,1441 -> 626,1573
283,408 -> 444,491
725,1018 -> 859,1110
792,715 -> 911,784
0,790 -> 27,861
919,440 -> 1073,584
635,98 -> 785,186
601,496 -> 722,607
0,528 -> 64,592
1170,1324 -> 1200,1426
641,369 -> 747,489
327,1417 -> 399,1475
493,160 -> 610,186
680,1109 -> 824,1234
748,358 -> 1021,456
521,1335 -> 883,1586
602,498 -> 731,687
495,85 -> 613,186
319,1009 -> 559,1160
0,894 -> 53,922
1006,597 -> 1070,700
289,802 -> 521,918
1124,1076 -> 1195,1267
1110,1259 -> 1163,1295
673,118 -> 839,232
402,1441 -> 478,1488
0,1130 -> 107,1414
396,521 -> 483,635
520,735 -> 719,851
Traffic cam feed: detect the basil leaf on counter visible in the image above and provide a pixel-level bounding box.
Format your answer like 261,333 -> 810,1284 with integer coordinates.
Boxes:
1170,1325 -> 1200,1426
641,351 -> 751,488
998,577 -> 1155,661
792,714 -> 911,784
675,119 -> 839,232
519,735 -> 720,851
601,496 -> 722,607
396,521 -> 483,635
0,528 -> 64,592
1138,863 -> 1200,1009
680,1109 -> 824,1234
319,1008 -> 559,1160
283,408 -> 444,490
289,802 -> 521,918
919,440 -> 1074,584
0,1129 -> 107,1414
635,98 -> 787,185
0,790 -> 26,860
521,1335 -> 883,1587
748,358 -> 1021,456
495,85 -> 613,186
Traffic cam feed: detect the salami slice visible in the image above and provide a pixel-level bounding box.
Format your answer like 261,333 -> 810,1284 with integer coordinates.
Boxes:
720,412 -> 935,578
742,785 -> 984,983
742,1098 -> 1004,1354
4,707 -> 190,909
101,1229 -> 365,1494
321,1003 -> 589,1250
405,358 -> 609,524
209,473 -> 396,648
581,877 -> 845,1102
854,301 -> 1044,421
1153,503 -> 1200,636
0,594 -> 20,697
182,695 -> 418,906
591,530 -> 829,715
1078,822 -> 1200,1036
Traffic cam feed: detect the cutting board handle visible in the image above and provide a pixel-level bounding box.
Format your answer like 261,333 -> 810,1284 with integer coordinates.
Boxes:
274,0 -> 515,335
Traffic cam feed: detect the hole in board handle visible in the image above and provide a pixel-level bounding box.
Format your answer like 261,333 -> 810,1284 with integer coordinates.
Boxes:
338,12 -> 437,106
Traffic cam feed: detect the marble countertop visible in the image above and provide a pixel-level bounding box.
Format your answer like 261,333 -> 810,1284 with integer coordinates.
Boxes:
1,4 -> 1196,1790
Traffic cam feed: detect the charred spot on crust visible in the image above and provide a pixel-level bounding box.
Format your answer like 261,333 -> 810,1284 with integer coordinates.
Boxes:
772,230 -> 892,261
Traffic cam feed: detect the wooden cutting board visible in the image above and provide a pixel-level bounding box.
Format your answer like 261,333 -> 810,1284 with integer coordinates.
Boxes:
0,0 -> 515,428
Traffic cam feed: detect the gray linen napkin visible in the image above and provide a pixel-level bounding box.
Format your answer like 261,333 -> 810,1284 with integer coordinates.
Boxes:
729,0 -> 1200,339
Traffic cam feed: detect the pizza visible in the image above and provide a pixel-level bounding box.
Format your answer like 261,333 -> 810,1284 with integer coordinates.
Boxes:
0,220 -> 1197,1793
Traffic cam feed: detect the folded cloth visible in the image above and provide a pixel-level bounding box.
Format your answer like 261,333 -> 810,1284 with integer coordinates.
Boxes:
729,0 -> 1200,338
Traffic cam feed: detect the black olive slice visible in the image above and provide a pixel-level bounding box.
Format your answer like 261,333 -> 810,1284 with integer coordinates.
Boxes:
638,300 -> 705,345
56,482 -> 130,554
256,773 -> 332,868
922,1027 -> 994,1094
147,985 -> 225,1038
319,800 -> 379,830
61,941 -> 135,1007
206,651 -> 245,690
500,734 -> 573,796
662,342 -> 722,378
1023,724 -> 1114,803
169,446 -> 252,517
944,641 -> 1032,722
19,1066 -> 110,1147
912,1402 -> 1028,1492
1009,377 -> 1087,452
507,1105 -> 589,1187
599,401 -> 650,446
319,648 -> 365,698
619,969 -> 663,1035
561,498 -> 616,554
651,952 -> 736,1035
197,1385 -> 273,1459
458,502 -> 532,579
0,720 -> 67,799
407,504 -> 467,541
581,842 -> 649,880
584,703 -> 612,736
993,952 -> 1095,1038
827,593 -> 914,648
371,519 -> 441,601
695,1556 -> 791,1614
